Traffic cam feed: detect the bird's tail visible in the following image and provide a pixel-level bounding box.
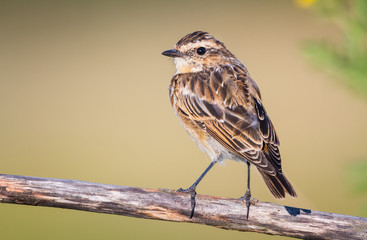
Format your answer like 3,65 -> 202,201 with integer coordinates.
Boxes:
258,169 -> 297,198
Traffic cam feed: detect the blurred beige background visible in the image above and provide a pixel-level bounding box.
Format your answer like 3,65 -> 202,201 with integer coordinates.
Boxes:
1,0 -> 367,239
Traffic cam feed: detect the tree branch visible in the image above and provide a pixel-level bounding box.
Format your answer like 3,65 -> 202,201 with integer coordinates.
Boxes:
0,174 -> 366,239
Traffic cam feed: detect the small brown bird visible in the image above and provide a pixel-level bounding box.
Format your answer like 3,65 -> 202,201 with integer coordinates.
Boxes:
162,31 -> 297,219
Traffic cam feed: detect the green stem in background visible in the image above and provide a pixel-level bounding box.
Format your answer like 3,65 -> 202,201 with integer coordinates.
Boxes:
301,0 -> 367,96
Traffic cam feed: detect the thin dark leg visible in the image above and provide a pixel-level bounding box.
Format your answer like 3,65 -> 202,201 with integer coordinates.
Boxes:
245,161 -> 251,219
178,161 -> 217,218
240,162 -> 252,219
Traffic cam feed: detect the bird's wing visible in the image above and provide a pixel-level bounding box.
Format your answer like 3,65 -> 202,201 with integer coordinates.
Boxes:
174,66 -> 280,175
253,97 -> 282,173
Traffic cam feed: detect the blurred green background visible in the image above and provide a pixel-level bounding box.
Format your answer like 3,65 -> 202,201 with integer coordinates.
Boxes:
1,0 -> 366,239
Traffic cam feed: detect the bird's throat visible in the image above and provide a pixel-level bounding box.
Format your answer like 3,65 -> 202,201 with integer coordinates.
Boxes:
174,58 -> 203,74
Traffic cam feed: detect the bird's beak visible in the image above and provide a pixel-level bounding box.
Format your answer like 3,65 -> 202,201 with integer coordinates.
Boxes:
162,49 -> 183,58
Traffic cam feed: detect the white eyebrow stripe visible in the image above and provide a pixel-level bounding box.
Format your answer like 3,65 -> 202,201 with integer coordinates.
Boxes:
178,41 -> 219,52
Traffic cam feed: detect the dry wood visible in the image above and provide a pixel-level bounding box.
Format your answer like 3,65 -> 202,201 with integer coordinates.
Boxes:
0,174 -> 366,239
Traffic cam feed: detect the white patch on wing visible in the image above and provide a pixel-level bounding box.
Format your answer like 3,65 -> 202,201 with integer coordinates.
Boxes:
181,87 -> 193,96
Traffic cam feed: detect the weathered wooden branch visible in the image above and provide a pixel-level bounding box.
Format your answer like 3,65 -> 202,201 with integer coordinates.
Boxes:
0,174 -> 366,239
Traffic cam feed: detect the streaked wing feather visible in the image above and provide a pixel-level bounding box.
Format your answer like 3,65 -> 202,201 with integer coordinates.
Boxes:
253,98 -> 282,172
254,98 -> 279,145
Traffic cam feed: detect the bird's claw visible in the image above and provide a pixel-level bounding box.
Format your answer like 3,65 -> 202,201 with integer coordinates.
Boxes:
240,189 -> 253,220
177,187 -> 197,219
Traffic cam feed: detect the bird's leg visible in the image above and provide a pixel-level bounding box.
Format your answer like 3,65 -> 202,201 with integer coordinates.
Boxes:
177,160 -> 217,218
240,162 -> 252,219
245,161 -> 251,219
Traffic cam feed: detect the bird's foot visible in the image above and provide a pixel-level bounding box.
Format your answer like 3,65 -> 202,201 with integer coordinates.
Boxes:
239,190 -> 258,219
177,187 -> 197,219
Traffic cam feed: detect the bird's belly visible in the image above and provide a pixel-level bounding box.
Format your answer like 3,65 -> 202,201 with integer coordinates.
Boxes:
178,115 -> 244,163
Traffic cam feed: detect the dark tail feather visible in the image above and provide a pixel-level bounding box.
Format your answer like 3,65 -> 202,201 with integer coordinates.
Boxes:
258,169 -> 297,198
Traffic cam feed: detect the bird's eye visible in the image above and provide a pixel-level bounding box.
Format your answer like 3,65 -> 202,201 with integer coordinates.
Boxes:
196,47 -> 206,55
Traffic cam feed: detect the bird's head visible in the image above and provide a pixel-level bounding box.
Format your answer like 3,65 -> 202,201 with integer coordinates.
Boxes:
162,31 -> 235,74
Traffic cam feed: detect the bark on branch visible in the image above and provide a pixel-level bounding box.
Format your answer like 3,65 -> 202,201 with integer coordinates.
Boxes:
0,174 -> 366,239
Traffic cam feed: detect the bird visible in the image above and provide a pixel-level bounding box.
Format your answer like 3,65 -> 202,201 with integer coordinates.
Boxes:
162,31 -> 297,219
